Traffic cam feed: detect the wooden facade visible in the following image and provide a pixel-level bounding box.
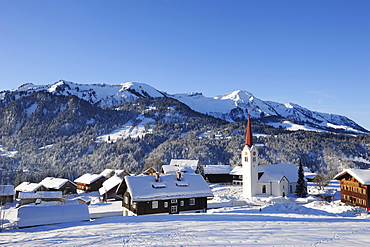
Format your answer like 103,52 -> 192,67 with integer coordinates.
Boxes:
334,169 -> 370,211
123,191 -> 207,216
75,174 -> 106,193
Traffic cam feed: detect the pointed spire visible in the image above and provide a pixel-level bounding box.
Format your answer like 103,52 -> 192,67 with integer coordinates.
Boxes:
245,113 -> 253,147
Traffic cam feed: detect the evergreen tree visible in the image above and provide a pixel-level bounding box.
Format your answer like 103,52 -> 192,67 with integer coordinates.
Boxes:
295,159 -> 307,197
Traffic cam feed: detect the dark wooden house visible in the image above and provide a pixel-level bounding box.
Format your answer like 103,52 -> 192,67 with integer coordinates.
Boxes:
203,165 -> 232,183
0,185 -> 14,205
74,174 -> 106,193
40,177 -> 77,195
334,169 -> 370,211
116,173 -> 213,216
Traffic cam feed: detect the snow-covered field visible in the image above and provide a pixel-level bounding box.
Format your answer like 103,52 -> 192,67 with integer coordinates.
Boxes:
2,184 -> 370,246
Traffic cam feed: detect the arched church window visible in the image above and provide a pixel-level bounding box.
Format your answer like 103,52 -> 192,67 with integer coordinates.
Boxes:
262,185 -> 266,193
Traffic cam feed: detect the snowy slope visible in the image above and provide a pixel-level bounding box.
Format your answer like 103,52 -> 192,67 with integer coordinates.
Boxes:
2,184 -> 370,246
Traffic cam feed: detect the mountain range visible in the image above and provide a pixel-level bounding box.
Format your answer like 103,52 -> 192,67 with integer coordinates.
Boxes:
1,80 -> 367,134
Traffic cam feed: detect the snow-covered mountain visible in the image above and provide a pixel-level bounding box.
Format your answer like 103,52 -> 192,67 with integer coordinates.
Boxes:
0,80 -> 367,133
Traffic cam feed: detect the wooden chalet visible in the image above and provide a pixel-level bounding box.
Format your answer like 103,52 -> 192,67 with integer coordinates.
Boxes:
116,172 -> 213,216
203,165 -> 232,183
74,174 -> 106,193
40,177 -> 77,195
0,185 -> 14,205
334,169 -> 370,211
99,175 -> 123,201
14,182 -> 48,198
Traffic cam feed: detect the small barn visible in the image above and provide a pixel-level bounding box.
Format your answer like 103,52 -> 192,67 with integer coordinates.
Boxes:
18,191 -> 63,206
230,166 -> 243,185
74,174 -> 106,193
99,175 -> 123,201
203,165 -> 232,183
14,182 -> 47,198
40,177 -> 77,195
334,169 -> 370,211
117,173 -> 213,216
0,185 -> 14,205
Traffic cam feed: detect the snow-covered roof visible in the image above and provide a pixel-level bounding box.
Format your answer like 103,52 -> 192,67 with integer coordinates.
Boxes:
170,159 -> 199,168
74,174 -> 105,184
230,165 -> 242,176
334,169 -> 370,185
100,169 -> 127,178
99,175 -> 123,195
40,177 -> 76,190
258,164 -> 298,183
15,182 -> 45,192
203,165 -> 232,175
18,191 -> 63,199
125,174 -> 213,201
0,185 -> 14,196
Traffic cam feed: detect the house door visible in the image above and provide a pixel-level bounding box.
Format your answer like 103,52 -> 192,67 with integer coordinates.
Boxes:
171,205 -> 178,214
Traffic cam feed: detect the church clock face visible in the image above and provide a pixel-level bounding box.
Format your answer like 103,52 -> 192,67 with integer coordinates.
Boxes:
244,152 -> 248,155
253,151 -> 256,156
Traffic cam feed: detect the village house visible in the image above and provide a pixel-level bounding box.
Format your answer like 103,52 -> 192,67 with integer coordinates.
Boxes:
334,169 -> 370,211
74,174 -> 106,193
203,165 -> 232,183
99,175 -> 123,201
18,191 -> 63,206
14,182 -> 48,199
117,172 -> 213,216
40,177 -> 77,195
0,185 -> 14,205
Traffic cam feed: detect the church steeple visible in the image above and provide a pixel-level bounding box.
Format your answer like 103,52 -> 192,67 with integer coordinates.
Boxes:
245,113 -> 253,147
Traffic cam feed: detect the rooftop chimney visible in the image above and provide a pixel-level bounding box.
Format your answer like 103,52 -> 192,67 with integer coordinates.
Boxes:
155,172 -> 160,182
176,171 -> 182,181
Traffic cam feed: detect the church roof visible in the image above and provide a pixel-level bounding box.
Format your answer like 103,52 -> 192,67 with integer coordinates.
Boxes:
258,164 -> 298,183
245,113 -> 253,147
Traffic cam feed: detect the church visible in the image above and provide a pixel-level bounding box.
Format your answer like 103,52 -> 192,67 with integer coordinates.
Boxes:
241,114 -> 298,199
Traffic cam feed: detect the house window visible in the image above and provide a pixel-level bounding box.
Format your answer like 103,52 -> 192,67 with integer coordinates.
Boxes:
164,202 -> 168,208
152,201 -> 158,209
124,196 -> 129,205
132,202 -> 137,209
180,200 -> 184,207
171,205 -> 177,214
189,198 -> 195,206
290,185 -> 293,193
245,157 -> 248,162
171,199 -> 177,204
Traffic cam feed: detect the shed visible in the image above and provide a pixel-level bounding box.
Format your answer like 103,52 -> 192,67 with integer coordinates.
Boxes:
14,182 -> 47,198
18,191 -> 63,206
203,165 -> 232,183
0,185 -> 14,205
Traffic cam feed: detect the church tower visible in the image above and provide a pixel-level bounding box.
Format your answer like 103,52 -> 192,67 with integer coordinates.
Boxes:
242,114 -> 259,199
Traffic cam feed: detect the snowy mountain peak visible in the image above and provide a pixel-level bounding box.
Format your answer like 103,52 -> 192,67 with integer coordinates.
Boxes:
0,80 -> 367,133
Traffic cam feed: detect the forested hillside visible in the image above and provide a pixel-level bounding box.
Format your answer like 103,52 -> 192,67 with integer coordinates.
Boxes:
0,91 -> 369,185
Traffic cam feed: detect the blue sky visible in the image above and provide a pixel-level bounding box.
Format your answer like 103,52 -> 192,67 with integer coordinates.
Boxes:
1,1 -> 369,130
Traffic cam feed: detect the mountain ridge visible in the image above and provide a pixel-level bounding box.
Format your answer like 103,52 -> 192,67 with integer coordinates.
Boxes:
0,80 -> 367,134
